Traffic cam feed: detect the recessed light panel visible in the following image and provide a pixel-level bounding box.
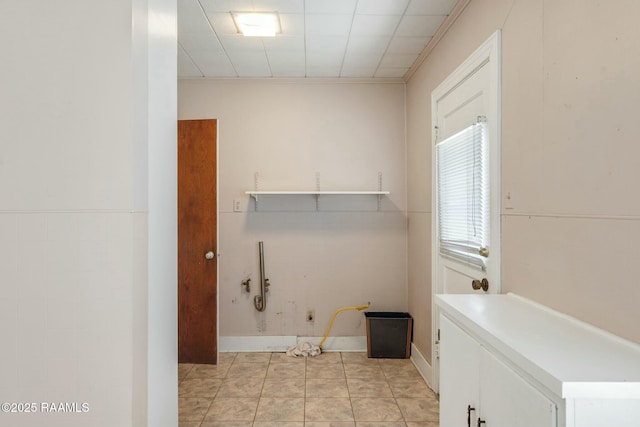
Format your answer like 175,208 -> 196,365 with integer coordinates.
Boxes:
231,12 -> 281,37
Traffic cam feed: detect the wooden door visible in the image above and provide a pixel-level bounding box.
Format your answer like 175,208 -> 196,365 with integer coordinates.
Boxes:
178,119 -> 217,364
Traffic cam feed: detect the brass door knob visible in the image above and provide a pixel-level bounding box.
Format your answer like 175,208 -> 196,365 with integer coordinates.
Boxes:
471,278 -> 489,292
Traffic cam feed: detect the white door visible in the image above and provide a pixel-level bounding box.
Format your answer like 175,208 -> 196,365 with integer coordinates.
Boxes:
431,31 -> 501,391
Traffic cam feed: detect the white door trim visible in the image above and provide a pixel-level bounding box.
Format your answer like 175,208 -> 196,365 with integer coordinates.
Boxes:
430,30 -> 502,393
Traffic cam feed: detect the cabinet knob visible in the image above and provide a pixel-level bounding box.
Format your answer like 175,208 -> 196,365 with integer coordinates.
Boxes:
477,418 -> 486,427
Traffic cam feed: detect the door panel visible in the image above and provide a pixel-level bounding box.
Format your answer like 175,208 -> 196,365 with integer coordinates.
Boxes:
442,259 -> 479,294
178,119 -> 217,364
440,316 -> 480,427
438,69 -> 487,140
480,348 -> 556,426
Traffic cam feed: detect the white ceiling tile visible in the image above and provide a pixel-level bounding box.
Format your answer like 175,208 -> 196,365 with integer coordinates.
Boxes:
346,36 -> 391,56
190,51 -> 237,76
200,64 -> 238,77
178,46 -> 203,77
340,66 -> 376,78
188,49 -> 229,64
279,14 -> 305,36
206,12 -> 237,35
306,35 -> 348,54
226,50 -> 268,65
271,65 -> 306,77
342,53 -> 383,69
177,20 -> 213,37
266,51 -> 306,64
230,52 -> 272,77
177,0 -> 459,78
386,36 -> 431,54
379,53 -> 419,68
396,15 -> 446,37
178,32 -> 224,52
178,0 -> 205,16
263,36 -> 305,52
405,0 -> 458,15
351,14 -> 401,36
251,0 -> 304,13
356,0 -> 410,15
178,8 -> 213,34
306,14 -> 353,36
305,0 -> 357,15
306,52 -> 344,70
267,53 -> 306,76
199,0 -> 253,13
374,67 -> 409,78
218,35 -> 265,52
233,59 -> 272,77
306,63 -> 342,77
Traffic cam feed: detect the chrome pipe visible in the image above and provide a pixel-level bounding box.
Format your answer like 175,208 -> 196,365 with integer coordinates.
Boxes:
254,241 -> 267,312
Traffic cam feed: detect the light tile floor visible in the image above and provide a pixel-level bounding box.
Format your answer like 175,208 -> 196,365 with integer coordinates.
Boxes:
179,352 -> 439,427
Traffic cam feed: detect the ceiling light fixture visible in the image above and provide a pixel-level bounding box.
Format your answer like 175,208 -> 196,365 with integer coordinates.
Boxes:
231,11 -> 281,37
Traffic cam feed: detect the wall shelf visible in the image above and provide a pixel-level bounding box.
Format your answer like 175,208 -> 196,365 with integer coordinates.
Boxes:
245,190 -> 390,211
247,172 -> 390,211
245,190 -> 390,200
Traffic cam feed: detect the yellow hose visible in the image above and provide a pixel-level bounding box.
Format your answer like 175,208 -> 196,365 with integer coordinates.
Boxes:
318,303 -> 370,349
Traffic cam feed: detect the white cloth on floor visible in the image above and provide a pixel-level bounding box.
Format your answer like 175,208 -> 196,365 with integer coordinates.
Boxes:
286,342 -> 321,357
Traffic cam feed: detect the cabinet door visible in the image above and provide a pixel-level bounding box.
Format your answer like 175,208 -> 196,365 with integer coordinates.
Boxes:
440,315 -> 481,426
479,348 -> 556,427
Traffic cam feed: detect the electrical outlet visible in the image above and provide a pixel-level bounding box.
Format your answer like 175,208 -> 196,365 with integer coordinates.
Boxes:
306,309 -> 315,322
233,199 -> 242,212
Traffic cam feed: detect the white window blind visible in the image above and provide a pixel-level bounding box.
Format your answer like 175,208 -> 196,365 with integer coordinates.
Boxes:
436,116 -> 489,269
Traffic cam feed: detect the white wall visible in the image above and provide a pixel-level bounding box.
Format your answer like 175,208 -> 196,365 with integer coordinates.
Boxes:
179,79 -> 407,347
147,1 -> 178,426
0,1 -> 177,426
406,0 -> 640,365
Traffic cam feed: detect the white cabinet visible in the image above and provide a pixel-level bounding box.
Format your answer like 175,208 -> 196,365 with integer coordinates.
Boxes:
436,294 -> 640,427
440,315 -> 480,426
441,316 -> 555,426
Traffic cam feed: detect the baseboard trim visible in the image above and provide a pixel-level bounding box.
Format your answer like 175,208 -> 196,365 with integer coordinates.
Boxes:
299,336 -> 367,352
219,336 -> 367,353
410,342 -> 434,390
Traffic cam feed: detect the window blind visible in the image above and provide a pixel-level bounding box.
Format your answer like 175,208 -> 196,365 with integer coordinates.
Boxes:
436,117 -> 489,269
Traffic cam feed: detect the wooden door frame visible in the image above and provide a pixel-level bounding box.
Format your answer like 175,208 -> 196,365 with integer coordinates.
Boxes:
430,30 -> 502,392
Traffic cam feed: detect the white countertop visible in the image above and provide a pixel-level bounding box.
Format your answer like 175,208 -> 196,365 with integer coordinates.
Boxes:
436,293 -> 640,399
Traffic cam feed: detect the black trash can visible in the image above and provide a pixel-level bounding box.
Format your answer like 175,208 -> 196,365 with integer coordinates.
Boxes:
365,312 -> 413,358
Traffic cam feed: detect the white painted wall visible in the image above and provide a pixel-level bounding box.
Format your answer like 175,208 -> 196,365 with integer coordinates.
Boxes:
179,79 -> 407,346
0,1 -> 177,426
147,1 -> 178,426
406,0 -> 640,365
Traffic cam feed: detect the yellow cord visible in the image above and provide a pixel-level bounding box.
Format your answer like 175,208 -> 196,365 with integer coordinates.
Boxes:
318,303 -> 370,349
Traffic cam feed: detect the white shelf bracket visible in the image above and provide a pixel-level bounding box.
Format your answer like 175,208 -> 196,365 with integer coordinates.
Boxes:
377,172 -> 383,211
253,172 -> 260,211
315,171 -> 321,211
